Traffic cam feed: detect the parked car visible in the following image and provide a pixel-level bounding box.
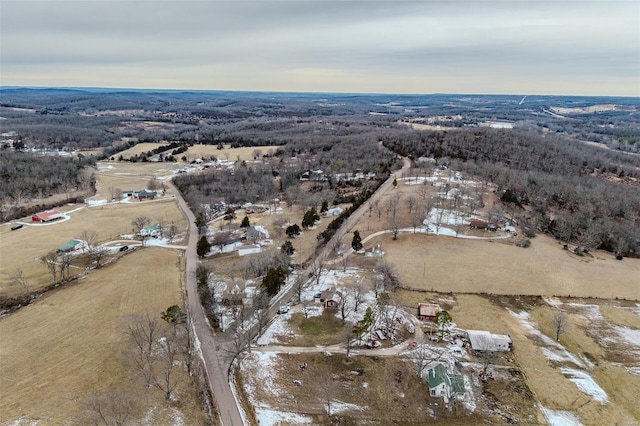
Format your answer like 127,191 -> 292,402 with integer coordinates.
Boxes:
407,341 -> 418,350
366,340 -> 381,349
277,305 -> 290,314
119,245 -> 129,252
10,224 -> 23,231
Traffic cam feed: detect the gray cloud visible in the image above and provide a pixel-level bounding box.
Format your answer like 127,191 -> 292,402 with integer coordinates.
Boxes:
1,0 -> 638,95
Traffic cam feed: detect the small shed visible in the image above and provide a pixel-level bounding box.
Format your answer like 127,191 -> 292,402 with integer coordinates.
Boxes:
32,209 -> 63,222
418,303 -> 441,321
319,288 -> 340,308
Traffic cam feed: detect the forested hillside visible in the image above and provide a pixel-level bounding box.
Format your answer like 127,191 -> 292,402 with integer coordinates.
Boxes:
383,129 -> 640,257
0,151 -> 95,215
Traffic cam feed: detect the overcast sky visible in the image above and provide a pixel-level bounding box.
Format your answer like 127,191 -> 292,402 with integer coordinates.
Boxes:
1,0 -> 638,96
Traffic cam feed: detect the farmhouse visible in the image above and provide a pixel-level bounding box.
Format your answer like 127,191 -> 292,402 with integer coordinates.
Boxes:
32,209 -> 64,222
57,239 -> 83,253
469,219 -> 488,229
428,363 -> 465,403
136,190 -> 157,201
466,330 -> 512,352
417,303 -> 441,321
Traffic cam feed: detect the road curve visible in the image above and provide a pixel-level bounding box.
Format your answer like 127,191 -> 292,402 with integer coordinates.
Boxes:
166,181 -> 245,426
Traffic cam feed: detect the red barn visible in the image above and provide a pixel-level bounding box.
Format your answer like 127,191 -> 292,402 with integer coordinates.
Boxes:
32,209 -> 63,222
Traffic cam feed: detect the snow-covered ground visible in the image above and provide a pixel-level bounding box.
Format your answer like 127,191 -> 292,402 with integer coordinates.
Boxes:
559,368 -> 608,403
540,406 -> 584,426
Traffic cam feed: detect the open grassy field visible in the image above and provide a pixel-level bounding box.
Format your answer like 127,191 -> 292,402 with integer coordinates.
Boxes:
0,198 -> 187,298
0,248 -> 206,425
184,144 -> 280,162
379,233 -> 640,300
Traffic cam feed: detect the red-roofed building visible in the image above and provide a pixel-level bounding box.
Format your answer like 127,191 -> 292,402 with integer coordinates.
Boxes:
32,209 -> 64,222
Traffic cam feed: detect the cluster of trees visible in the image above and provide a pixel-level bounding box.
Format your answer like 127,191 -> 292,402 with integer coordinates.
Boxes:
0,151 -> 95,204
173,166 -> 278,213
384,129 -> 640,257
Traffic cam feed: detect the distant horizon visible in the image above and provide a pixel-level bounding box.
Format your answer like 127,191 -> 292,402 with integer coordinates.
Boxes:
2,1 -> 637,97
2,85 -> 638,100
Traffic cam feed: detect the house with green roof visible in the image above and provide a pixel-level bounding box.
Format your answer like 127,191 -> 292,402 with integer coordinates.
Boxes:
428,363 -> 465,402
57,239 -> 83,253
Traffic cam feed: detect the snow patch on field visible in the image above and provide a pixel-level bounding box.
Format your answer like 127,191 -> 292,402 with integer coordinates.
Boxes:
540,406 -> 584,426
254,406 -> 313,425
330,400 -> 364,415
257,312 -> 294,345
560,368 -> 608,402
85,198 -> 108,206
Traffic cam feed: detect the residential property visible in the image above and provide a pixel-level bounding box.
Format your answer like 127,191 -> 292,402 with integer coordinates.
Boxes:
32,209 -> 64,222
57,239 -> 83,253
318,288 -> 341,308
121,190 -> 135,197
417,303 -> 441,321
466,330 -> 512,352
136,190 -> 157,201
140,223 -> 162,238
469,219 -> 488,229
428,363 -> 465,402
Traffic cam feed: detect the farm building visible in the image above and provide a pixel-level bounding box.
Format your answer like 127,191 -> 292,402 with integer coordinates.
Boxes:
32,209 -> 64,222
136,190 -> 157,201
466,330 -> 512,352
428,364 -> 465,403
121,190 -> 135,197
57,239 -> 83,253
417,303 -> 441,321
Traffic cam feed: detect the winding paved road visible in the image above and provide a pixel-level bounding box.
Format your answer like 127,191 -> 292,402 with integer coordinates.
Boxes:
166,181 -> 245,426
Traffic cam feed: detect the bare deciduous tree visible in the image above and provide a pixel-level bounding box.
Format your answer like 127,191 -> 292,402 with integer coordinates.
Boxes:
375,261 -> 401,292
84,387 -> 136,426
11,268 -> 29,292
552,311 -> 569,342
42,251 -> 58,284
131,216 -> 151,247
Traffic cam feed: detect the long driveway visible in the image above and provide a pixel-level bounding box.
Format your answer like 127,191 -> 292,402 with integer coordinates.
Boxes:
166,181 -> 244,426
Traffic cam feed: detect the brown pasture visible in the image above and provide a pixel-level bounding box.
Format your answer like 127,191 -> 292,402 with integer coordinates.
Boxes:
378,233 -> 640,300
0,248 -> 206,425
184,145 -> 280,162
0,197 -> 187,298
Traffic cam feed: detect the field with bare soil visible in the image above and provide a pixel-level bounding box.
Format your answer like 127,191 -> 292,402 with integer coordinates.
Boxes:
0,248 -> 206,425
